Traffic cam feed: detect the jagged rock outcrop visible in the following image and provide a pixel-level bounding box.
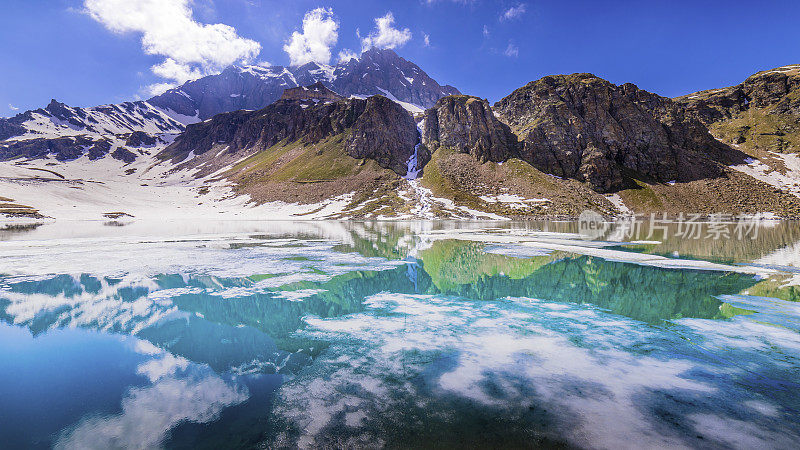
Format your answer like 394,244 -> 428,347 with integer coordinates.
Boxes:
0,119 -> 27,141
149,49 -> 460,120
87,139 -> 111,160
494,73 -> 739,192
676,64 -> 800,153
279,82 -> 343,102
161,94 -> 418,176
346,95 -> 421,174
0,136 -> 93,161
422,96 -> 519,162
125,131 -> 157,147
111,147 -> 137,163
678,65 -> 800,124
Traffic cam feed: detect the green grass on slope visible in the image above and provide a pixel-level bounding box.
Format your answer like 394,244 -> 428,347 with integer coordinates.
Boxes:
418,239 -> 558,291
710,108 -> 800,156
226,133 -> 378,183
617,178 -> 664,211
420,146 -> 568,212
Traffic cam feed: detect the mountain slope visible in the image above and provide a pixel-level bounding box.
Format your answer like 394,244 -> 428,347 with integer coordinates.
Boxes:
0,49 -> 457,167
493,73 -> 745,192
0,99 -> 184,162
410,76 -> 800,217
676,64 -> 800,155
674,64 -> 800,198
6,64 -> 800,222
148,49 -> 460,120
160,94 -> 418,176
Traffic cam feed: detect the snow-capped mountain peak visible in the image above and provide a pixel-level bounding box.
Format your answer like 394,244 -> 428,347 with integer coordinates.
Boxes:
148,49 -> 460,120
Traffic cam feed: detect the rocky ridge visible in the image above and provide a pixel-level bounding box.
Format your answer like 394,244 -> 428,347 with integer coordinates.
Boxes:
279,82 -> 343,102
5,60 -> 800,221
160,72 -> 800,219
0,99 -> 183,162
162,94 -> 418,177
149,48 -> 460,120
493,73 -> 743,192
676,64 -> 800,155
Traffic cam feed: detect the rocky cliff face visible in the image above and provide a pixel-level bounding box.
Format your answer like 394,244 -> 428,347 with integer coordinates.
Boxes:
678,65 -> 800,123
0,120 -> 26,141
676,64 -> 800,154
279,82 -> 343,102
346,95 -> 420,174
494,73 -> 738,192
422,96 -> 518,163
161,93 -> 418,176
149,49 -> 460,120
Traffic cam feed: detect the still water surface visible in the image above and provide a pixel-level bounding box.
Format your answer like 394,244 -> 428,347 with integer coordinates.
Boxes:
1,220 -> 799,448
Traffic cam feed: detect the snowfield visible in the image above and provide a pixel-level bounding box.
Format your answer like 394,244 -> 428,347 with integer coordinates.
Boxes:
0,153 -> 362,223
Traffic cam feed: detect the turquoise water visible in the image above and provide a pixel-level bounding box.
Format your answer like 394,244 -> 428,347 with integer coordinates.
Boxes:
1,221 -> 799,448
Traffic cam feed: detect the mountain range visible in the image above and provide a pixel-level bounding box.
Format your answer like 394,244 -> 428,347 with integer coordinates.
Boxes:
2,50 -> 800,222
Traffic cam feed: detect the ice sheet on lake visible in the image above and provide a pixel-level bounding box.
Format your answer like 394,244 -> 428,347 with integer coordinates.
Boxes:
270,292 -> 800,448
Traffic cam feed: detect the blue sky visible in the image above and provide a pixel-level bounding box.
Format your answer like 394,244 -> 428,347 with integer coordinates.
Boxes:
2,0 -> 799,117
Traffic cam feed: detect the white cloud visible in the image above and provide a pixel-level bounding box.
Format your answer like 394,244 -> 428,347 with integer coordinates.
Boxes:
283,7 -> 339,66
503,42 -> 519,57
8,104 -> 19,111
423,33 -> 431,47
361,12 -> 412,51
151,58 -> 203,84
84,0 -> 261,93
145,82 -> 178,96
56,367 -> 248,449
483,25 -> 490,37
501,3 -> 527,21
337,49 -> 360,64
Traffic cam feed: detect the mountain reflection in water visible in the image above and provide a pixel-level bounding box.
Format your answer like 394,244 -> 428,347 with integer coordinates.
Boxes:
0,221 -> 799,449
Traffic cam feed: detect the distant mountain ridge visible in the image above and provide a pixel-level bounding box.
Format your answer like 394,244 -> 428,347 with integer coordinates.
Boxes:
0,99 -> 184,162
0,48 -> 458,164
148,48 -> 460,120
5,60 -> 800,221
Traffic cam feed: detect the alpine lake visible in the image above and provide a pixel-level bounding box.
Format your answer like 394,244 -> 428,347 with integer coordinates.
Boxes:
1,219 -> 799,449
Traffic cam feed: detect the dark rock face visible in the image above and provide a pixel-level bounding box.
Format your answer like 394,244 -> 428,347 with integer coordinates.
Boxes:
677,65 -> 800,124
347,95 -> 420,174
125,131 -> 157,147
494,73 -> 736,192
111,147 -> 137,163
0,136 -> 93,161
0,119 -> 27,141
423,96 -> 519,163
161,95 -> 419,176
149,49 -> 460,120
161,101 -> 359,160
280,82 -> 343,102
87,140 -> 111,160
